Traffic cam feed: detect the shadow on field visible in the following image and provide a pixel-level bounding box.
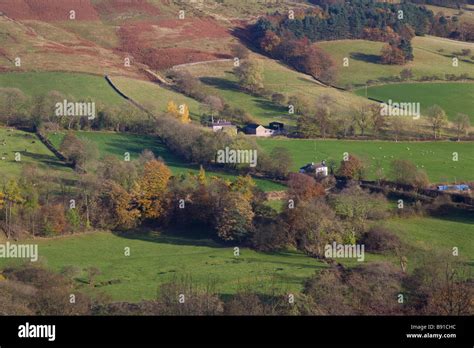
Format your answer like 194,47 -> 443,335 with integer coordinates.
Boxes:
200,76 -> 240,91
112,226 -> 222,248
350,52 -> 381,64
20,151 -> 66,169
428,208 -> 474,225
254,98 -> 287,114
98,138 -> 192,172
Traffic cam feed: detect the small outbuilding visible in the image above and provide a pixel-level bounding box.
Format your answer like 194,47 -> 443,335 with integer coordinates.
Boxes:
268,122 -> 284,132
299,161 -> 328,177
210,120 -> 237,135
243,124 -> 274,137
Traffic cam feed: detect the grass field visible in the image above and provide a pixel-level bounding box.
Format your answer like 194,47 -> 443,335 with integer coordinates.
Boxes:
1,213 -> 470,302
257,138 -> 474,183
0,230 -> 325,301
319,36 -> 474,87
184,54 -> 372,125
184,61 -> 289,125
0,72 -> 126,107
355,82 -> 474,122
0,127 -> 73,183
47,131 -> 285,192
109,76 -> 202,119
385,212 -> 474,272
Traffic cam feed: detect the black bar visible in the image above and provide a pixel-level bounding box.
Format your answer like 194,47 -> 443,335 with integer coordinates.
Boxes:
0,316 -> 472,346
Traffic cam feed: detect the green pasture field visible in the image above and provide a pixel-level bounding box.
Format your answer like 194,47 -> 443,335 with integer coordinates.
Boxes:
47,131 -> 285,192
1,213 -> 470,301
0,72 -> 126,107
0,127 -> 73,183
108,76 -> 202,119
0,230 -> 325,301
319,36 -> 474,87
184,55 -> 372,125
386,213 -> 474,265
355,82 -> 474,122
257,138 -> 474,183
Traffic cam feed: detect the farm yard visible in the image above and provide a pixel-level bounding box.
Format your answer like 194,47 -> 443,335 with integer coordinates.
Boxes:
258,138 -> 474,183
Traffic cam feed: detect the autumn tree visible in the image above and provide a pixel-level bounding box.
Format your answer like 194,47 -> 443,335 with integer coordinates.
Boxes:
179,104 -> 191,124
400,68 -> 414,81
133,160 -> 171,220
300,45 -> 338,85
427,105 -> 448,139
389,159 -> 429,188
230,43 -> 250,59
404,255 -> 473,315
336,154 -> 365,180
203,95 -> 224,119
166,100 -> 179,117
230,175 -> 256,202
39,204 -> 67,236
59,132 -> 98,169
370,104 -> 385,137
259,30 -> 281,54
2,179 -> 24,238
0,88 -> 29,126
329,186 -> 390,232
381,44 -> 406,65
265,147 -> 293,178
297,113 -> 319,138
214,191 -> 254,241
234,59 -> 264,93
97,155 -> 138,191
96,180 -> 139,229
286,199 -> 342,258
399,38 -> 414,61
288,173 -> 325,204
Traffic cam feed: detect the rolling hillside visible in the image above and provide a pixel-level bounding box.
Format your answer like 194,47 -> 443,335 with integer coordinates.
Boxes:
0,127 -> 74,184
108,76 -> 202,119
183,54 -> 373,125
319,36 -> 474,88
0,71 -> 126,106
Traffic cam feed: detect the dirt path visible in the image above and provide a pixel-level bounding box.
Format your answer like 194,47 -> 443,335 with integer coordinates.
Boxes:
172,58 -> 233,70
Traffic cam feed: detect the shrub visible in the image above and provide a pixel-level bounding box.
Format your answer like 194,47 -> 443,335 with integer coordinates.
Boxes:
271,93 -> 287,106
360,226 -> 401,253
252,219 -> 288,252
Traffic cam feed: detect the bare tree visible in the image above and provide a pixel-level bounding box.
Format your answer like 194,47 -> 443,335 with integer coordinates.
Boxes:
427,105 -> 448,139
454,113 -> 470,141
